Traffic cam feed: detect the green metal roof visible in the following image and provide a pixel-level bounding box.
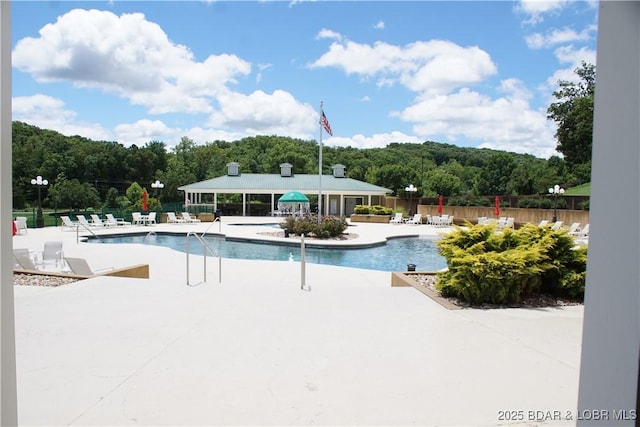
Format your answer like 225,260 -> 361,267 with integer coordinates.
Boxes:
178,174 -> 391,195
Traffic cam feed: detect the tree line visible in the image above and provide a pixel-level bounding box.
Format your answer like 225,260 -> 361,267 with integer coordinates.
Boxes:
13,63 -> 594,211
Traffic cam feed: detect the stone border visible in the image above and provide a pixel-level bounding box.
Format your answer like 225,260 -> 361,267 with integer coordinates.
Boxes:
13,264 -> 150,280
391,271 -> 461,310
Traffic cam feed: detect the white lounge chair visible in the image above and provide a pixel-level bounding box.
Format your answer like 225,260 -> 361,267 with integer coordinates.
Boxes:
389,212 -> 404,224
550,221 -> 564,231
60,215 -> 79,231
64,257 -> 113,276
13,248 -> 31,269
105,213 -> 131,227
76,215 -> 96,228
567,223 -> 581,235
538,220 -> 549,227
406,214 -> 422,225
167,212 -> 185,224
90,214 -> 110,227
578,223 -> 590,237
14,252 -> 39,271
182,212 -> 201,223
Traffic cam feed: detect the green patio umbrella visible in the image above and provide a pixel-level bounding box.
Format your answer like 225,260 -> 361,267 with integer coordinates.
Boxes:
278,191 -> 310,216
278,191 -> 309,203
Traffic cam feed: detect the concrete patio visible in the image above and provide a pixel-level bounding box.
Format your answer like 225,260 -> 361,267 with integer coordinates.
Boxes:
12,217 -> 583,426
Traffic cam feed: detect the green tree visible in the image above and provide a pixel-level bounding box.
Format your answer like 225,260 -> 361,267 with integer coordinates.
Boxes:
547,61 -> 595,177
47,176 -> 100,209
474,153 -> 516,195
422,168 -> 462,197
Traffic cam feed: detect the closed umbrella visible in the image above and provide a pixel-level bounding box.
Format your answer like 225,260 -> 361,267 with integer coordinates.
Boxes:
142,189 -> 148,212
437,195 -> 443,215
494,195 -> 500,217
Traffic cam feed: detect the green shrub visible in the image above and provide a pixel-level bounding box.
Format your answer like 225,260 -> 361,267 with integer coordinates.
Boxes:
436,223 -> 586,305
353,205 -> 392,215
353,205 -> 370,214
280,216 -> 348,238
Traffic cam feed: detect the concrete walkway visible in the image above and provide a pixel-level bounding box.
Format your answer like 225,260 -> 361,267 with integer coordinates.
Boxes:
12,217 -> 583,426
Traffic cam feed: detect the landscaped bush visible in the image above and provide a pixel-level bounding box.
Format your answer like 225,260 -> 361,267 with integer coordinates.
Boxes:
435,223 -> 587,305
353,205 -> 371,214
280,216 -> 348,238
353,204 -> 392,215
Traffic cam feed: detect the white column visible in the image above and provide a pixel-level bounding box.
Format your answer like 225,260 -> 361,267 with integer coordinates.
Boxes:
1,1 -> 19,424
577,2 -> 639,424
242,193 -> 246,216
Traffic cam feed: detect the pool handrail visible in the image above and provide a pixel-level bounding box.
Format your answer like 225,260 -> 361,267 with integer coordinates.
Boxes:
186,231 -> 221,287
201,216 -> 221,239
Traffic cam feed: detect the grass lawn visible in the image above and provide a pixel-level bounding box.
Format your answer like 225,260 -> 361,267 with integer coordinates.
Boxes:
564,182 -> 590,196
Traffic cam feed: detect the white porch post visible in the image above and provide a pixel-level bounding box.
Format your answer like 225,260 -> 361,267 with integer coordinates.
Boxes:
242,193 -> 246,216
1,1 -> 18,424
577,2 -> 640,424
271,194 -> 275,216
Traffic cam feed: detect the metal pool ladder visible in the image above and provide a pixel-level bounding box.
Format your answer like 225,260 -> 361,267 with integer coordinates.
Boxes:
186,231 -> 221,287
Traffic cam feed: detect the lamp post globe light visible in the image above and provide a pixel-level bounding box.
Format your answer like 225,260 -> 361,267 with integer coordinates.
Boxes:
151,179 -> 164,198
30,175 -> 48,228
548,184 -> 565,223
405,184 -> 417,216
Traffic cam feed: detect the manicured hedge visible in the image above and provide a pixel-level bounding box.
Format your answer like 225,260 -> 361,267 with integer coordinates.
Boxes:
280,216 -> 348,238
435,223 -> 587,305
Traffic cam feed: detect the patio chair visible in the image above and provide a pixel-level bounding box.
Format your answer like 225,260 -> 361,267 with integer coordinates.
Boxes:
132,212 -> 145,226
538,220 -> 549,227
64,257 -> 114,276
105,213 -> 131,227
182,212 -> 201,223
147,212 -> 157,225
15,216 -> 28,235
40,241 -> 64,268
389,212 -> 404,224
60,215 -> 79,231
167,212 -> 185,224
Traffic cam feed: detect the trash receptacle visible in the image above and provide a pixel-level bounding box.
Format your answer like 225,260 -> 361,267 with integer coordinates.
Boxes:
407,264 -> 416,272
284,228 -> 290,238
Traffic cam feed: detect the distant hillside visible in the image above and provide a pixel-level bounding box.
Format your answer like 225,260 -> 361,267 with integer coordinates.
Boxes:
564,183 -> 590,196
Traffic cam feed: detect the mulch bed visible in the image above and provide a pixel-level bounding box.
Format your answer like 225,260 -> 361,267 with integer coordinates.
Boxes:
411,273 -> 583,309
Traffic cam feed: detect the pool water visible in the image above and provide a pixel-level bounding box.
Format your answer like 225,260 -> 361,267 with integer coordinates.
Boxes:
89,234 -> 447,272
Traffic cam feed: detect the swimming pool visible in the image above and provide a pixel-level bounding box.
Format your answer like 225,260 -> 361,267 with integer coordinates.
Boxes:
87,233 -> 447,272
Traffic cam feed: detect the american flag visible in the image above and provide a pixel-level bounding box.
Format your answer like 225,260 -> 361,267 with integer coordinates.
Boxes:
321,110 -> 333,136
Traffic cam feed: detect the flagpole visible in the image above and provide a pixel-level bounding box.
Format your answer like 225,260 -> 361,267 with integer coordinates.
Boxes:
318,101 -> 323,224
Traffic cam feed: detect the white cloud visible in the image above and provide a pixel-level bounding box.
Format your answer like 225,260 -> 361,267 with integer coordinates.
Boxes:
12,8 -> 251,116
525,25 -> 596,49
316,28 -> 342,41
12,94 -> 111,141
115,119 -> 176,146
395,83 -> 557,158
516,0 -> 571,24
373,20 -> 385,30
207,89 -> 318,138
324,131 -> 423,150
309,38 -> 497,95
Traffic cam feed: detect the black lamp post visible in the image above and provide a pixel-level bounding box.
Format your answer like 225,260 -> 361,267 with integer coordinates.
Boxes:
548,184 -> 565,223
151,179 -> 164,199
405,184 -> 417,216
31,175 -> 48,228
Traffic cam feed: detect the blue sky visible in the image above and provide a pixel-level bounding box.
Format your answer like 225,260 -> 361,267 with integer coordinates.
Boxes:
11,1 -> 598,158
